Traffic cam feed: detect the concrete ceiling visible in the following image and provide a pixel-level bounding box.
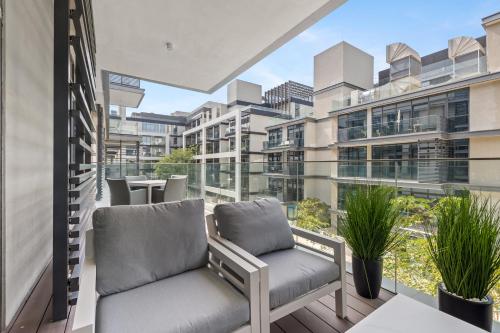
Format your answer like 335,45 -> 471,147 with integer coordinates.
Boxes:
93,0 -> 347,94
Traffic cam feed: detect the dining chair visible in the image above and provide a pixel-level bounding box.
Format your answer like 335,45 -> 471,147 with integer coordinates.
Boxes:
152,176 -> 187,203
124,175 -> 147,190
107,178 -> 147,206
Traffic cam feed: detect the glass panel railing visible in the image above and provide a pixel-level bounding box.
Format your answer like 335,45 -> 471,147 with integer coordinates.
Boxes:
338,126 -> 367,142
97,158 -> 500,321
332,56 -> 487,111
372,115 -> 443,137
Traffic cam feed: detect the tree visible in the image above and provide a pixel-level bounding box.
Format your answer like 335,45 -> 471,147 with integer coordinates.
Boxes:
154,147 -> 196,179
390,196 -> 435,228
295,198 -> 331,232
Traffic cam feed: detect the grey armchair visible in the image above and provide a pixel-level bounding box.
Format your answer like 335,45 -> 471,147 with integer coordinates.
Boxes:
107,178 -> 147,206
207,198 -> 346,333
152,176 -> 187,203
72,200 -> 260,333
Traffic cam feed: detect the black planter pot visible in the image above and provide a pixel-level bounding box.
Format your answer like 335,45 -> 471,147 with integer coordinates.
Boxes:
352,255 -> 383,299
438,283 -> 493,332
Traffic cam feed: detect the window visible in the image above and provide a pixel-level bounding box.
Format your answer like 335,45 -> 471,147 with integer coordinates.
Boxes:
268,128 -> 282,148
338,110 -> 367,142
447,139 -> 469,183
371,88 -> 468,136
447,89 -> 469,132
267,153 -> 282,173
372,143 -> 418,180
455,51 -> 481,77
285,179 -> 304,202
287,124 -> 304,146
338,147 -> 367,177
390,56 -> 421,81
287,151 -> 304,175
141,122 -> 165,133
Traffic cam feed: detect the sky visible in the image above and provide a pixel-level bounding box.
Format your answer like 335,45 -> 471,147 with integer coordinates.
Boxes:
130,0 -> 499,116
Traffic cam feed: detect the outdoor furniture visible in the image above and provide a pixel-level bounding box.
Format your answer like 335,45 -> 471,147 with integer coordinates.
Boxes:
106,178 -> 147,206
124,175 -> 147,190
124,175 -> 147,182
72,199 -> 260,333
152,176 -> 187,203
127,179 -> 166,203
346,294 -> 487,332
206,198 -> 346,333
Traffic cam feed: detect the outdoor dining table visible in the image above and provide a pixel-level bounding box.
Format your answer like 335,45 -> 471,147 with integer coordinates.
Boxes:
127,179 -> 166,204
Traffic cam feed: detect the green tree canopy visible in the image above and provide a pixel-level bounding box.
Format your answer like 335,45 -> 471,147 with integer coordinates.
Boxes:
296,198 -> 331,232
154,147 -> 196,179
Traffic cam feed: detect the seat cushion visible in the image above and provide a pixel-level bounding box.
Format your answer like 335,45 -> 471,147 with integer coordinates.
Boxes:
93,199 -> 207,296
96,268 -> 250,333
259,248 -> 340,309
214,198 -> 295,256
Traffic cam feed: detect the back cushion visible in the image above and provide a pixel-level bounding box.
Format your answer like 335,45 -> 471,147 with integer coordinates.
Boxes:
93,199 -> 207,296
214,198 -> 295,256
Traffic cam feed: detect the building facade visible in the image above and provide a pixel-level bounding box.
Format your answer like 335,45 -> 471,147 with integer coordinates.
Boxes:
182,80 -> 313,205
106,107 -> 187,177
260,12 -> 500,224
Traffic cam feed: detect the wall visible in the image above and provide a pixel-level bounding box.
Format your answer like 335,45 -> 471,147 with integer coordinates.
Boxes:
227,80 -> 262,105
2,0 -> 54,326
314,42 -> 373,92
469,80 -> 500,132
484,17 -> 500,73
469,137 -> 500,188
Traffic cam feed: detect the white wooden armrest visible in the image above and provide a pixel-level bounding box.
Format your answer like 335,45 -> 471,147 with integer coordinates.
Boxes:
291,225 -> 344,253
72,256 -> 97,333
208,238 -> 260,333
210,234 -> 271,333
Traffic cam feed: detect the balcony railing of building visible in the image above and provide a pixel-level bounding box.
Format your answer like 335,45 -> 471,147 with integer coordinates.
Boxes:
263,138 -> 304,150
332,56 -> 487,111
109,73 -> 141,88
338,125 -> 367,142
372,115 -> 444,137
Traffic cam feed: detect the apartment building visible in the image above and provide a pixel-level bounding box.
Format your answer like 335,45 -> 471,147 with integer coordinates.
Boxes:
321,14 -> 500,222
106,107 -> 187,177
260,12 -> 500,224
182,79 -> 311,204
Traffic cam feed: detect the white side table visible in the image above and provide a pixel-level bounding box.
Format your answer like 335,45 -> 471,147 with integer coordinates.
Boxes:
346,294 -> 487,333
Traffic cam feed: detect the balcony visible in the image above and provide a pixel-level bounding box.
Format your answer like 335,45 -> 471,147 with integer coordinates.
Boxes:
332,56 -> 487,111
19,158 -> 500,333
372,115 -> 444,137
263,139 -> 304,150
338,126 -> 367,142
108,73 -> 146,108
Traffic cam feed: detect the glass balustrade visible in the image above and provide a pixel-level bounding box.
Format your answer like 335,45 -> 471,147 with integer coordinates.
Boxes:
332,56 -> 487,111
97,158 -> 500,322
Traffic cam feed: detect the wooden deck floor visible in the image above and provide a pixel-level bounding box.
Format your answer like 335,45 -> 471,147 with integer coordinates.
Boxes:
8,263 -> 393,333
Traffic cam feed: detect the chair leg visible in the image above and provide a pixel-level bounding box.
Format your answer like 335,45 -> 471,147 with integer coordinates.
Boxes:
335,284 -> 347,318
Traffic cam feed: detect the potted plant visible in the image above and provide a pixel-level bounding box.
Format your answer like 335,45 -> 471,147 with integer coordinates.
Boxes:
426,193 -> 500,332
338,186 -> 404,299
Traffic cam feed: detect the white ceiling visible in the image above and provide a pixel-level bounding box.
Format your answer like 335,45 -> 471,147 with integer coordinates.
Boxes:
93,0 -> 346,94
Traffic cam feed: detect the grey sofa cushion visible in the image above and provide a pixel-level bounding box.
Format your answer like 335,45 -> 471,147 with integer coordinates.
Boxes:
93,199 -> 207,296
214,198 -> 295,256
259,248 -> 340,309
96,267 -> 250,333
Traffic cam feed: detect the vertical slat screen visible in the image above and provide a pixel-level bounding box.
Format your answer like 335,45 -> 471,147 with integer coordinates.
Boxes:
54,0 -> 98,319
